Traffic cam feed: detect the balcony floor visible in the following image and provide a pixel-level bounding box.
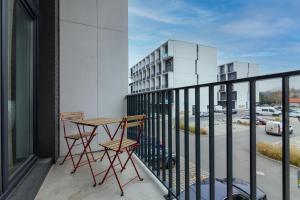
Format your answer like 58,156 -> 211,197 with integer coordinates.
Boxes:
35,152 -> 166,200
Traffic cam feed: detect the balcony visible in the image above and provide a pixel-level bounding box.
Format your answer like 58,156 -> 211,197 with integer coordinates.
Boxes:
126,70 -> 300,200
33,70 -> 300,200
35,153 -> 166,200
162,52 -> 171,60
161,84 -> 167,89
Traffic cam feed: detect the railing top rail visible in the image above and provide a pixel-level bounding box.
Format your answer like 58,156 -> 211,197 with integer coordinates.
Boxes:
126,69 -> 300,96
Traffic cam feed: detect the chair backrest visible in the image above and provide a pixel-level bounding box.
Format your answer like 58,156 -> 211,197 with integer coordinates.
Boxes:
117,115 -> 145,151
60,112 -> 84,137
124,115 -> 145,128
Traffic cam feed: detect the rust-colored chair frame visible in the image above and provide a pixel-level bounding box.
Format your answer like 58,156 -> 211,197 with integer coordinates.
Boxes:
99,115 -> 145,196
60,112 -> 95,168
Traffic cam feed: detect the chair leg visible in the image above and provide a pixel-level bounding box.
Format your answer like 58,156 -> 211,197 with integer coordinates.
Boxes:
120,147 -> 136,172
60,139 -> 76,168
100,150 -> 107,162
126,148 -> 143,181
85,137 -> 96,162
99,149 -> 114,185
99,150 -> 124,196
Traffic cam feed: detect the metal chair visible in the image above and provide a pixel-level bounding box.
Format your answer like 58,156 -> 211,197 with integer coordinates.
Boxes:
60,112 -> 96,168
99,115 -> 145,196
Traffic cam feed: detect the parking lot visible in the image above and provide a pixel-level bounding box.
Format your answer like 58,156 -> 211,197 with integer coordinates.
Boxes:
174,111 -> 300,200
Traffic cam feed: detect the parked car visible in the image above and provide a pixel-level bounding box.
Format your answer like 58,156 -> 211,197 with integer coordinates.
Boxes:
223,109 -> 238,114
180,178 -> 267,200
214,105 -> 224,113
143,137 -> 176,169
265,121 -> 293,135
239,115 -> 267,125
256,107 -> 281,116
200,112 -> 209,117
289,110 -> 300,118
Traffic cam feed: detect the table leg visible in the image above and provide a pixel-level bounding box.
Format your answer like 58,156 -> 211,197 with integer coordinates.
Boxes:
71,125 -> 98,186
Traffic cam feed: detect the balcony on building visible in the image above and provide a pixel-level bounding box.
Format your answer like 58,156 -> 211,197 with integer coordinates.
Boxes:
156,64 -> 162,75
163,58 -> 173,73
228,71 -> 237,80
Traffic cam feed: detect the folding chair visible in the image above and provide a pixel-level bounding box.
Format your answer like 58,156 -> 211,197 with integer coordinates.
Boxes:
60,112 -> 96,168
99,115 -> 145,196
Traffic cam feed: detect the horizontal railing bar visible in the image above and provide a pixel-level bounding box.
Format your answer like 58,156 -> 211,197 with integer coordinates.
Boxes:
126,69 -> 300,96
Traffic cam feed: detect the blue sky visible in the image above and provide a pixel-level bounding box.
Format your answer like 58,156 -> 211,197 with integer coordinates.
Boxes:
129,0 -> 300,74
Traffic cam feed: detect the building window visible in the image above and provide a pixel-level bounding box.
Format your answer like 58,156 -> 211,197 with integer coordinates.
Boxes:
219,65 -> 225,74
220,74 -> 226,81
227,63 -> 234,72
228,72 -> 237,80
8,1 -> 35,175
165,58 -> 173,72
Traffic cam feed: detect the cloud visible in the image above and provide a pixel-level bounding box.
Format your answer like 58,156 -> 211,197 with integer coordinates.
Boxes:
220,15 -> 294,38
129,0 -> 215,25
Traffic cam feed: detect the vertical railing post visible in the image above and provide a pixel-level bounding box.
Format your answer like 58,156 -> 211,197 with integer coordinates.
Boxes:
167,90 -> 173,198
184,88 -> 190,200
249,81 -> 257,200
141,94 -> 144,159
148,93 -> 151,164
127,96 -> 131,139
162,91 -> 166,182
137,94 -> 141,156
152,93 -> 156,170
209,86 -> 215,200
175,89 -> 180,197
195,86 -> 201,200
226,83 -> 233,200
282,76 -> 290,200
156,92 -> 161,178
144,94 -> 147,162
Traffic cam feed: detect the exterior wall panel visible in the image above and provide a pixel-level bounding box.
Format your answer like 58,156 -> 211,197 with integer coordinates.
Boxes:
59,0 -> 128,156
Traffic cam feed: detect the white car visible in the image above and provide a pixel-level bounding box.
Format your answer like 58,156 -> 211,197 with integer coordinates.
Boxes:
256,107 -> 281,116
265,121 -> 293,135
289,110 -> 300,118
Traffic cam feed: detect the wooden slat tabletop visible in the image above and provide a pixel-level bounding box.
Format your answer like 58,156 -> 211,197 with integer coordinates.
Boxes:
72,117 -> 122,126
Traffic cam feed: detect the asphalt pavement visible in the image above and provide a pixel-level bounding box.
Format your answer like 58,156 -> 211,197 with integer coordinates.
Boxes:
166,112 -> 300,200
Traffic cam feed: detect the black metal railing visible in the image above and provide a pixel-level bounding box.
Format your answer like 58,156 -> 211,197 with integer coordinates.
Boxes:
126,70 -> 300,200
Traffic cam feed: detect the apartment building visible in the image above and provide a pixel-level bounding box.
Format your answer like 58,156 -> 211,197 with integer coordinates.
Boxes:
217,61 -> 259,109
129,39 -> 217,112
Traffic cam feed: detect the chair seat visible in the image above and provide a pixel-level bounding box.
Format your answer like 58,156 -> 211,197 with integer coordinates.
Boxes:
100,139 -> 137,151
65,131 -> 95,140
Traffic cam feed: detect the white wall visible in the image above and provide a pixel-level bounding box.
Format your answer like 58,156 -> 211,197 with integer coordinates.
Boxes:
60,0 -> 128,156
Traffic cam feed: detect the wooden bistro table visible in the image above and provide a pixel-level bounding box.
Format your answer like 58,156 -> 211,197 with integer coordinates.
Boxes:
71,117 -> 122,186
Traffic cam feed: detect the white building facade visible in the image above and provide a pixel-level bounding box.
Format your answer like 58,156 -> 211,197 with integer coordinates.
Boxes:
129,40 -> 217,113
217,61 -> 259,110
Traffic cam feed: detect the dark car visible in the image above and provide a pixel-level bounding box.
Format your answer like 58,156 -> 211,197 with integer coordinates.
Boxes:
223,109 -> 238,114
143,137 -> 176,169
240,115 -> 267,125
180,178 -> 267,200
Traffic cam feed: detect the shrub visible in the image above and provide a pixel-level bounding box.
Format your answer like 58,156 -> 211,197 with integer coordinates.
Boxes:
274,117 -> 281,122
236,120 -> 250,126
179,120 -> 207,135
200,128 -> 208,135
257,142 -> 300,167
